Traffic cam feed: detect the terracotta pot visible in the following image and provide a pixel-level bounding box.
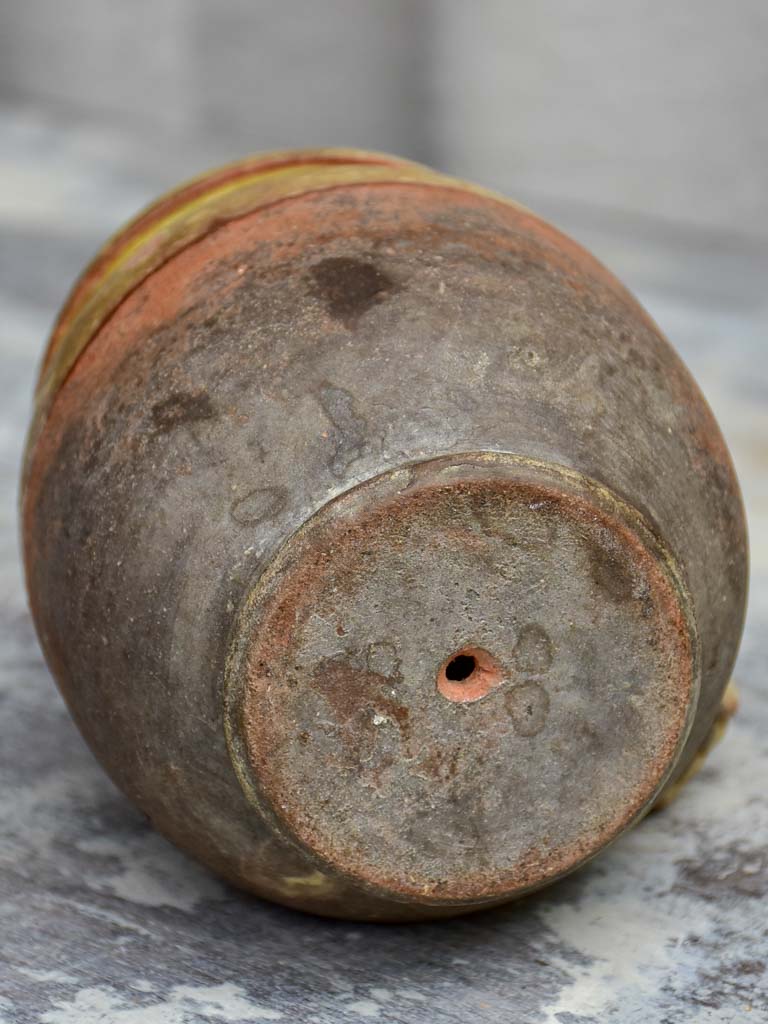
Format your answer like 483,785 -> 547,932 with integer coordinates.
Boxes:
22,149 -> 748,920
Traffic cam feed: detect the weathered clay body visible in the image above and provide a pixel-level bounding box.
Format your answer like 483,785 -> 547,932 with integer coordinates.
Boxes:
22,150 -> 748,920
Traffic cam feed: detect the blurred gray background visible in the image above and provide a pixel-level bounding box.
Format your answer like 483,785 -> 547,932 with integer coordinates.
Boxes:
2,0 -> 767,238
1,4 -> 767,1023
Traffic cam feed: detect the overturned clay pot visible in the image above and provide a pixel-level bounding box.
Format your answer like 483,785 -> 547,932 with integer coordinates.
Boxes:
22,149 -> 748,920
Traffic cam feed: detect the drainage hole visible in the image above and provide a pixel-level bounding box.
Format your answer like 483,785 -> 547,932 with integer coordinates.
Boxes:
437,646 -> 504,703
444,653 -> 477,682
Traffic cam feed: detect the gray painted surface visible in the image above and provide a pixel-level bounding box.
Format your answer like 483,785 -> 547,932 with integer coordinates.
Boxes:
0,2 -> 767,1017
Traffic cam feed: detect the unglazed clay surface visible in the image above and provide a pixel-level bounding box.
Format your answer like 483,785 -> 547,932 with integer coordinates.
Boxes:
1,110 -> 766,1020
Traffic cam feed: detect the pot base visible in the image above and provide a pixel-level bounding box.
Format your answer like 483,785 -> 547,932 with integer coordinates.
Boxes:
226,452 -> 696,909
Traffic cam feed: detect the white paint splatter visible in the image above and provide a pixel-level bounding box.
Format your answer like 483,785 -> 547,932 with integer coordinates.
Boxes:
130,980 -> 156,993
172,984 -> 282,1021
368,987 -> 393,1002
41,982 -> 282,1023
54,896 -> 154,937
344,1000 -> 381,1019
76,833 -> 225,911
395,988 -> 427,1002
540,893 -> 705,1021
17,967 -> 77,984
0,772 -> 106,862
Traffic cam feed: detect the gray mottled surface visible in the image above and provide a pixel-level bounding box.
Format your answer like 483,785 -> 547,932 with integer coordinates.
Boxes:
1,100 -> 767,1023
